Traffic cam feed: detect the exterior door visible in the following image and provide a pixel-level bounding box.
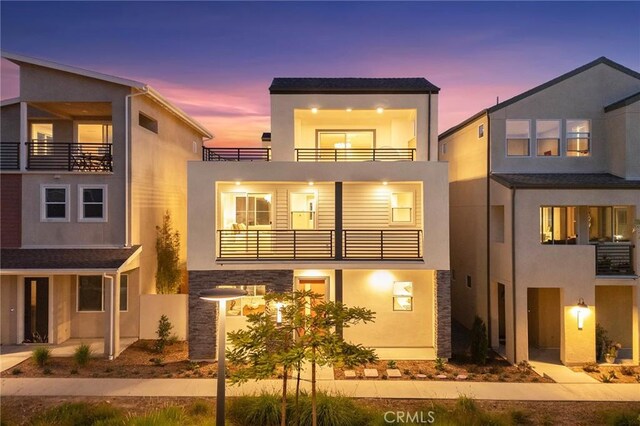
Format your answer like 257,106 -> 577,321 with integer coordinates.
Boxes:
24,277 -> 49,343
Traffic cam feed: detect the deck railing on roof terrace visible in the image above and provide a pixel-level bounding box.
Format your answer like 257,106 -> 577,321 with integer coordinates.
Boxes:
203,147 -> 271,161
295,148 -> 415,162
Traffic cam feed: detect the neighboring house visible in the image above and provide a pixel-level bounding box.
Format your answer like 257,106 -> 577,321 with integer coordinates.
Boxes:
439,57 -> 640,366
0,52 -> 211,357
188,78 -> 451,361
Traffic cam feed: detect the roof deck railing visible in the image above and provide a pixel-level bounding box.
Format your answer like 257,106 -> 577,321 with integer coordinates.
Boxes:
203,147 -> 271,162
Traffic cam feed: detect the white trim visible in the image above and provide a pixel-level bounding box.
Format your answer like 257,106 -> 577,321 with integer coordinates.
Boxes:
77,184 -> 108,222
76,274 -> 105,313
565,118 -> 592,157
40,184 -> 70,222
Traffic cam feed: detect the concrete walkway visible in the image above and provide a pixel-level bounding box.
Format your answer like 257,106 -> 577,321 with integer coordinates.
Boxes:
528,348 -> 599,384
2,378 -> 639,401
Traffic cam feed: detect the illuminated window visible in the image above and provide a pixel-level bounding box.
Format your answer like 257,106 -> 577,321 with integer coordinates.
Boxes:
506,120 -> 530,156
566,120 -> 590,156
540,206 -> 577,244
393,281 -> 413,311
536,120 -> 560,156
30,122 -> 53,155
317,130 -> 374,149
390,192 -> 414,224
589,206 -> 632,242
225,285 -> 266,316
221,192 -> 272,229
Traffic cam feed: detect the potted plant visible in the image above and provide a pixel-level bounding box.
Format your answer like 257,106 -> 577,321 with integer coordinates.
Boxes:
605,342 -> 621,364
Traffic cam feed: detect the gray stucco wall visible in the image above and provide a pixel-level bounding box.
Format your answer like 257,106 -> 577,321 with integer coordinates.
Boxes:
188,270 -> 293,360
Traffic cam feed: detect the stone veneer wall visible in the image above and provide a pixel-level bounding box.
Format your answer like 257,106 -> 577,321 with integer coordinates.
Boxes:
435,270 -> 452,358
188,270 -> 293,360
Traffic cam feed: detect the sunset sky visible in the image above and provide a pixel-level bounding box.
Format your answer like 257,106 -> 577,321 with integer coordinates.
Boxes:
1,1 -> 638,145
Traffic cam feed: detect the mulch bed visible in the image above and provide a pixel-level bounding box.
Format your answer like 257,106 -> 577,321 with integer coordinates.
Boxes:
573,364 -> 640,383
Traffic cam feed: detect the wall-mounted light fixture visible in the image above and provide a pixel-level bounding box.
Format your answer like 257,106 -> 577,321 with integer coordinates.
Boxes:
576,298 -> 589,330
275,302 -> 284,325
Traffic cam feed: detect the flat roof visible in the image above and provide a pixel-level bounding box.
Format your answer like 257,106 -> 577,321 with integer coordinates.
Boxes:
491,173 -> 640,190
269,77 -> 440,94
0,246 -> 141,271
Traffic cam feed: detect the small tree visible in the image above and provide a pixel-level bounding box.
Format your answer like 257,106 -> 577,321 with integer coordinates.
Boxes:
155,314 -> 174,354
470,315 -> 488,365
155,211 -> 181,294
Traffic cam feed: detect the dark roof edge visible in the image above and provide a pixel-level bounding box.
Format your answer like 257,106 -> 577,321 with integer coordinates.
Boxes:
487,57 -> 640,114
438,109 -> 488,140
604,91 -> 640,113
269,88 -> 440,95
490,174 -> 640,190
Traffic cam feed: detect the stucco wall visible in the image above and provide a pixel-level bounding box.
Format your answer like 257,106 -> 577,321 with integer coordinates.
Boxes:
605,100 -> 640,179
596,286 -> 633,348
139,294 -> 188,340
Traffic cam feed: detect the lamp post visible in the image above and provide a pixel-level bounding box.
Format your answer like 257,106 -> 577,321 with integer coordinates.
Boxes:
199,287 -> 247,426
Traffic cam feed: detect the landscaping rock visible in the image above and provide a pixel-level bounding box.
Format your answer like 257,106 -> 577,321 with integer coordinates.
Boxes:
344,370 -> 357,379
436,374 -> 448,380
364,368 -> 379,378
456,375 -> 468,380
387,369 -> 402,378
416,374 -> 427,379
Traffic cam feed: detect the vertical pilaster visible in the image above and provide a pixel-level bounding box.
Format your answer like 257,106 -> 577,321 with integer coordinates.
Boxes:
335,269 -> 343,338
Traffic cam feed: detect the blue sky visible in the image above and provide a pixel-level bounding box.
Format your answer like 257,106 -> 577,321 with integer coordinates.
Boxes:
2,1 -> 638,144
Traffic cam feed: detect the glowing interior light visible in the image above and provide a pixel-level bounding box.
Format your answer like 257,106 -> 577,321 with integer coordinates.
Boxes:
376,107 -> 384,114
311,108 -> 318,114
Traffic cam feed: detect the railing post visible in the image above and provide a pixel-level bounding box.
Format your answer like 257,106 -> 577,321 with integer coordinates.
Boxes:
334,149 -> 337,162
380,230 -> 384,259
237,148 -> 240,162
373,149 -> 376,162
202,147 -> 206,161
293,230 -> 297,260
218,231 -> 222,258
417,230 -> 422,258
68,143 -> 72,171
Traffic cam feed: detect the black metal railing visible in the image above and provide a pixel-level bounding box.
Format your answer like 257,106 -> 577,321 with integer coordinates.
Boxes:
26,142 -> 113,172
596,244 -> 635,276
203,147 -> 271,161
295,148 -> 415,162
217,228 -> 423,261
218,229 -> 334,260
0,143 -> 20,170
343,229 -> 422,260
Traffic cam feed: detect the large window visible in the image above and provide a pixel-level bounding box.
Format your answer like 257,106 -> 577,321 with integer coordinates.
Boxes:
390,192 -> 414,224
78,185 -> 107,222
225,285 -> 266,316
77,123 -> 112,143
317,130 -> 375,149
41,185 -> 70,222
77,275 -> 129,312
290,192 -> 316,230
589,206 -> 632,242
506,120 -> 530,156
566,120 -> 590,157
30,122 -> 53,155
221,192 -> 272,229
540,207 -> 577,244
536,120 -> 560,156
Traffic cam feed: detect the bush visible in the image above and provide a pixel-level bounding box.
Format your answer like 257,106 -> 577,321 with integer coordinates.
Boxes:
386,360 -> 397,369
154,314 -> 174,353
470,316 -> 488,365
74,343 -> 92,366
32,347 -> 51,367
155,211 -> 182,294
620,366 -> 636,376
296,392 -> 373,426
435,357 -> 446,372
603,409 -> 640,426
126,406 -> 186,426
596,323 -> 610,362
187,400 -> 211,417
228,392 -> 281,426
32,402 -> 122,426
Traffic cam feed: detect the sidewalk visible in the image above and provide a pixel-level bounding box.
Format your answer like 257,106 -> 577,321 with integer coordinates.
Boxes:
2,378 -> 639,401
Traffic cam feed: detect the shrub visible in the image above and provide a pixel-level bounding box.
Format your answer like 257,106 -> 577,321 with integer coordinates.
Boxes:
126,406 -> 186,426
603,409 -> 640,426
31,402 -> 122,426
154,315 -> 174,353
435,357 -> 446,372
155,211 -> 182,294
596,323 -> 610,362
583,362 -> 600,373
470,316 -> 488,365
455,395 -> 477,414
386,360 -> 397,369
296,392 -> 373,426
32,347 -> 51,367
517,360 -> 532,373
228,392 -> 281,426
73,343 -> 92,366
188,400 -> 211,416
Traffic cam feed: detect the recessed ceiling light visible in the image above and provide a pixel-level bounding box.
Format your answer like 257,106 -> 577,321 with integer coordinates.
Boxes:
376,107 -> 384,114
346,108 -> 352,112
235,181 -> 241,186
308,181 -> 314,186
311,108 -> 318,114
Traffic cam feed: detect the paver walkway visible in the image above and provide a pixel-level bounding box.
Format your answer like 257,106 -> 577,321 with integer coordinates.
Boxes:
2,378 -> 638,401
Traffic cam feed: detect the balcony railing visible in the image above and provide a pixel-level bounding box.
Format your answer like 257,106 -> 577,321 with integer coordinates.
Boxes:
343,229 -> 422,260
26,142 -> 113,172
203,147 -> 271,161
217,229 -> 422,261
296,148 -> 416,162
0,143 -> 20,170
596,244 -> 635,276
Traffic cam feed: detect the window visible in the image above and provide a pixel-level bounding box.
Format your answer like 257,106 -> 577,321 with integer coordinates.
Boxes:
290,192 -> 316,230
566,120 -> 590,156
393,281 -> 413,311
77,123 -> 112,143
589,206 -> 632,242
390,192 -> 414,224
441,142 -> 447,155
225,285 -> 266,316
235,193 -> 271,227
317,130 -> 375,149
30,123 -> 53,155
506,120 -> 530,156
77,276 -> 104,312
41,185 -> 70,222
478,124 -> 484,138
138,112 -> 158,134
120,275 -> 128,311
540,206 -> 577,244
78,185 -> 107,222
536,120 -> 560,156
77,275 -> 128,312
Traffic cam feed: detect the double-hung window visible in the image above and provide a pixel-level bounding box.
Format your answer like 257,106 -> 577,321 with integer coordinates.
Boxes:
536,120 -> 561,156
390,192 -> 415,224
506,120 -> 530,156
78,185 -> 107,222
566,120 -> 590,156
41,185 -> 70,222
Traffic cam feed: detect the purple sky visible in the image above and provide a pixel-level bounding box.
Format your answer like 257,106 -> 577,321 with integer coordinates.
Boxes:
2,2 -> 639,145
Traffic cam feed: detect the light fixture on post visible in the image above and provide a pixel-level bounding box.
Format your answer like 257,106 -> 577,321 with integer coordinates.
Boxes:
199,287 -> 248,426
275,302 -> 284,325
576,298 -> 588,330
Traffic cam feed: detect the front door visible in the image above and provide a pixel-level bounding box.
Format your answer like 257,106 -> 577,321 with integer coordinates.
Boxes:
296,277 -> 328,316
24,277 -> 49,343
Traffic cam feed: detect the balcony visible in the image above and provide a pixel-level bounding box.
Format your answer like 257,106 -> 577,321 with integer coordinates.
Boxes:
596,244 -> 635,276
217,229 -> 422,261
295,148 -> 416,162
0,143 -> 20,170
26,142 -> 113,172
203,147 -> 271,162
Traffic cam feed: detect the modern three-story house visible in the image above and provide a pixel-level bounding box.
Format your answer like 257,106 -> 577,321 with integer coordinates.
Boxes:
440,57 -> 640,366
187,78 -> 451,361
0,52 -> 211,357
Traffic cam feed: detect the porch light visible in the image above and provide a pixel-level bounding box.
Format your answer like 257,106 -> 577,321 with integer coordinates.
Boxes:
199,287 -> 248,426
376,107 -> 384,114
275,302 -> 284,325
576,298 -> 589,330
311,108 -> 318,114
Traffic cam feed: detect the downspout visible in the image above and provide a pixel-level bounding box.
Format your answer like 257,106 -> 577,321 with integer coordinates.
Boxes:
104,273 -> 115,360
511,187 -> 517,362
124,87 -> 149,247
